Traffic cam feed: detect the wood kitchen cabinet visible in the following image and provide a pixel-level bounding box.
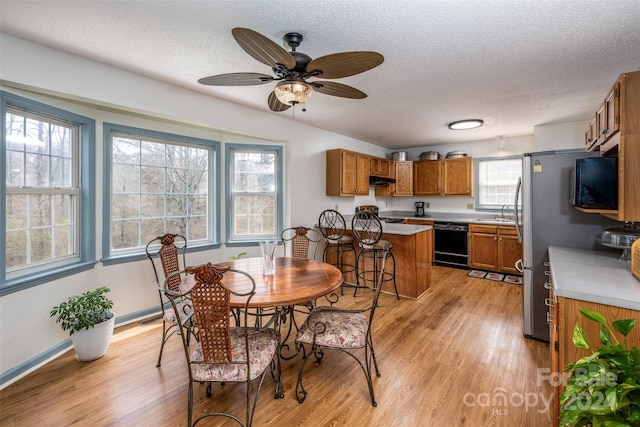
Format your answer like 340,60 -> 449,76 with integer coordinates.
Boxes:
469,224 -> 522,274
582,71 -> 640,222
443,157 -> 474,195
413,157 -> 474,196
550,296 -> 640,427
586,83 -> 620,151
376,161 -> 413,196
326,149 -> 370,196
413,160 -> 442,195
403,218 -> 434,261
370,156 -> 390,177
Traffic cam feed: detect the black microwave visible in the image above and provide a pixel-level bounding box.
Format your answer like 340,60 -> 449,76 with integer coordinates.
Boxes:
569,157 -> 618,209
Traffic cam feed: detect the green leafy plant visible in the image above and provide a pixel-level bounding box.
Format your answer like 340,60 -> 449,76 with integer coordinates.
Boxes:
230,251 -> 247,260
560,309 -> 640,427
50,287 -> 114,335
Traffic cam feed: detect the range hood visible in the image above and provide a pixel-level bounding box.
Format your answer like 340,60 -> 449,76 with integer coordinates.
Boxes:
369,175 -> 396,186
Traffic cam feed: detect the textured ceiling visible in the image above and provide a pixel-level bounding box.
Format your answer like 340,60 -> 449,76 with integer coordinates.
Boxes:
1,0 -> 639,149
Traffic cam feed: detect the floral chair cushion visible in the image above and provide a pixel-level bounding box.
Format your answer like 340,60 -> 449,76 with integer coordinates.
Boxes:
295,309 -> 369,349
163,300 -> 193,324
190,327 -> 278,382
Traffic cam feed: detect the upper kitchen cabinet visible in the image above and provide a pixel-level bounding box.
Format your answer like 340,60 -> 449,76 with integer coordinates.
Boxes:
414,157 -> 474,196
376,161 -> 413,196
413,160 -> 442,195
586,71 -> 640,222
585,83 -> 620,151
326,149 -> 370,196
443,157 -> 474,195
370,156 -> 390,177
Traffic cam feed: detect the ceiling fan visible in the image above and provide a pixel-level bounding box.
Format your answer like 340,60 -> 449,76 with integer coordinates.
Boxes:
198,28 -> 384,112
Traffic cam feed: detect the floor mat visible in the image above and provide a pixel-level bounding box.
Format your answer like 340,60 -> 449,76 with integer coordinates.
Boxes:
485,272 -> 505,281
467,269 -> 487,278
504,275 -> 523,284
467,269 -> 522,284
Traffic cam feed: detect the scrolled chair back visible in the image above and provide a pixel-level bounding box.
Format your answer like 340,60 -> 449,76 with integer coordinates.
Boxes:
318,209 -> 347,243
351,211 -> 383,247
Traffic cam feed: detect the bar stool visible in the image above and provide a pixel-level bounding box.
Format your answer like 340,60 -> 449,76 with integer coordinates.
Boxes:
351,211 -> 399,299
318,209 -> 357,291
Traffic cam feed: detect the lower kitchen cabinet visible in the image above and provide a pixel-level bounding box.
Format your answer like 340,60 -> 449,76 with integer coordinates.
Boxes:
549,296 -> 640,427
469,224 -> 522,274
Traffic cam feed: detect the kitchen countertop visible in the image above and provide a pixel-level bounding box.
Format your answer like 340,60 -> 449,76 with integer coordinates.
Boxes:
341,210 -> 518,235
379,211 -> 518,226
548,246 -> 640,311
343,214 -> 432,235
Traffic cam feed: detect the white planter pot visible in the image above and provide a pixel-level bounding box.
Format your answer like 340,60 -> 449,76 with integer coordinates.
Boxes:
70,312 -> 115,361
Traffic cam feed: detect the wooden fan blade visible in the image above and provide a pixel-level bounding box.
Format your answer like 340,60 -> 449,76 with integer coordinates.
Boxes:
310,81 -> 367,99
268,91 -> 292,112
198,72 -> 275,86
307,52 -> 384,79
232,28 -> 296,70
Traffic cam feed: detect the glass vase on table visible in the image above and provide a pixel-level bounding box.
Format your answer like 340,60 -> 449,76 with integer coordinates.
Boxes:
259,240 -> 278,275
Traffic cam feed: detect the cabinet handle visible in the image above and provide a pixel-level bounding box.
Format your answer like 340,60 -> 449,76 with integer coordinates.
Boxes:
544,261 -> 550,267
544,270 -> 551,276
494,237 -> 497,240
544,282 -> 552,290
547,312 -> 554,324
544,298 -> 554,307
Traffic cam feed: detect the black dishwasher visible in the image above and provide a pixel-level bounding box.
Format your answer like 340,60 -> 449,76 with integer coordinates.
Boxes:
433,222 -> 469,268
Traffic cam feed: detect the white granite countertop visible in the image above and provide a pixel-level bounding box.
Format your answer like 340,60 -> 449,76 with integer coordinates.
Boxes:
548,246 -> 640,311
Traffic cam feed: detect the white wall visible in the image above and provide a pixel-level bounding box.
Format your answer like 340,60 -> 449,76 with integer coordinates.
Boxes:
0,33 -> 390,383
0,33 -> 588,384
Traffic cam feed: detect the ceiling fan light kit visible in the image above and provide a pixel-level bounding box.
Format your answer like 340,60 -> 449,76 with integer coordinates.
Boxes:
274,79 -> 312,105
448,119 -> 484,130
198,27 -> 384,112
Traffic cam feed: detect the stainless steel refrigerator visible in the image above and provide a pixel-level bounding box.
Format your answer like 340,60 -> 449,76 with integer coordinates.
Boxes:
515,150 -> 619,342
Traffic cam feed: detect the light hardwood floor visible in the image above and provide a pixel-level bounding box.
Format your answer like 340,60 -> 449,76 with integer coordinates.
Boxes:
0,266 -> 553,426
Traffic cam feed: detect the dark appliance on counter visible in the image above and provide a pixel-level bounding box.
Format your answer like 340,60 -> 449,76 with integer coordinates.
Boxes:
354,205 -> 404,223
415,201 -> 426,217
569,156 -> 618,209
515,150 -> 619,342
433,222 -> 469,268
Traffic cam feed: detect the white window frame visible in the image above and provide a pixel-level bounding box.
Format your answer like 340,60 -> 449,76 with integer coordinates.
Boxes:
226,144 -> 283,244
475,156 -> 522,211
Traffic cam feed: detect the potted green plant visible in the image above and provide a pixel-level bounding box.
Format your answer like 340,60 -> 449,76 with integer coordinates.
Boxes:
50,286 -> 115,362
559,309 -> 640,427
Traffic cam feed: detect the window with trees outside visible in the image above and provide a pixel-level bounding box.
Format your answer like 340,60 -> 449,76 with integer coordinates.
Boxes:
104,124 -> 218,259
476,156 -> 522,211
226,145 -> 282,243
2,92 -> 95,293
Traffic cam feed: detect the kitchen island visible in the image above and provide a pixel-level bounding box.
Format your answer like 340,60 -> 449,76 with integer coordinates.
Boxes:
338,220 -> 432,299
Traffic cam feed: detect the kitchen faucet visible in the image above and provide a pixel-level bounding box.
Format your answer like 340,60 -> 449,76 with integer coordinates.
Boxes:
501,204 -> 510,218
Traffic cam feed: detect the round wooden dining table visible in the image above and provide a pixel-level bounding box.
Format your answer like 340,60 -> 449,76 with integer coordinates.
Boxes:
183,257 -> 344,308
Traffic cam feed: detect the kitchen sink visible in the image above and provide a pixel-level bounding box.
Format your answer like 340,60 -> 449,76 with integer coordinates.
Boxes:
475,217 -> 515,223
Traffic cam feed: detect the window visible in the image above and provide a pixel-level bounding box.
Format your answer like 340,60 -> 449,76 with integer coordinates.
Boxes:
1,91 -> 95,293
103,124 -> 219,259
226,145 -> 283,243
476,156 -> 522,210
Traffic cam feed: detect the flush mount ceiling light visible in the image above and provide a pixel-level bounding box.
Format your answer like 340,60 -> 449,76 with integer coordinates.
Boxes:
448,119 -> 484,130
274,79 -> 313,105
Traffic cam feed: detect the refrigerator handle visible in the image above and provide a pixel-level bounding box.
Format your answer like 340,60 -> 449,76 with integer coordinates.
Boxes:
515,258 -> 523,273
514,177 -> 522,243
